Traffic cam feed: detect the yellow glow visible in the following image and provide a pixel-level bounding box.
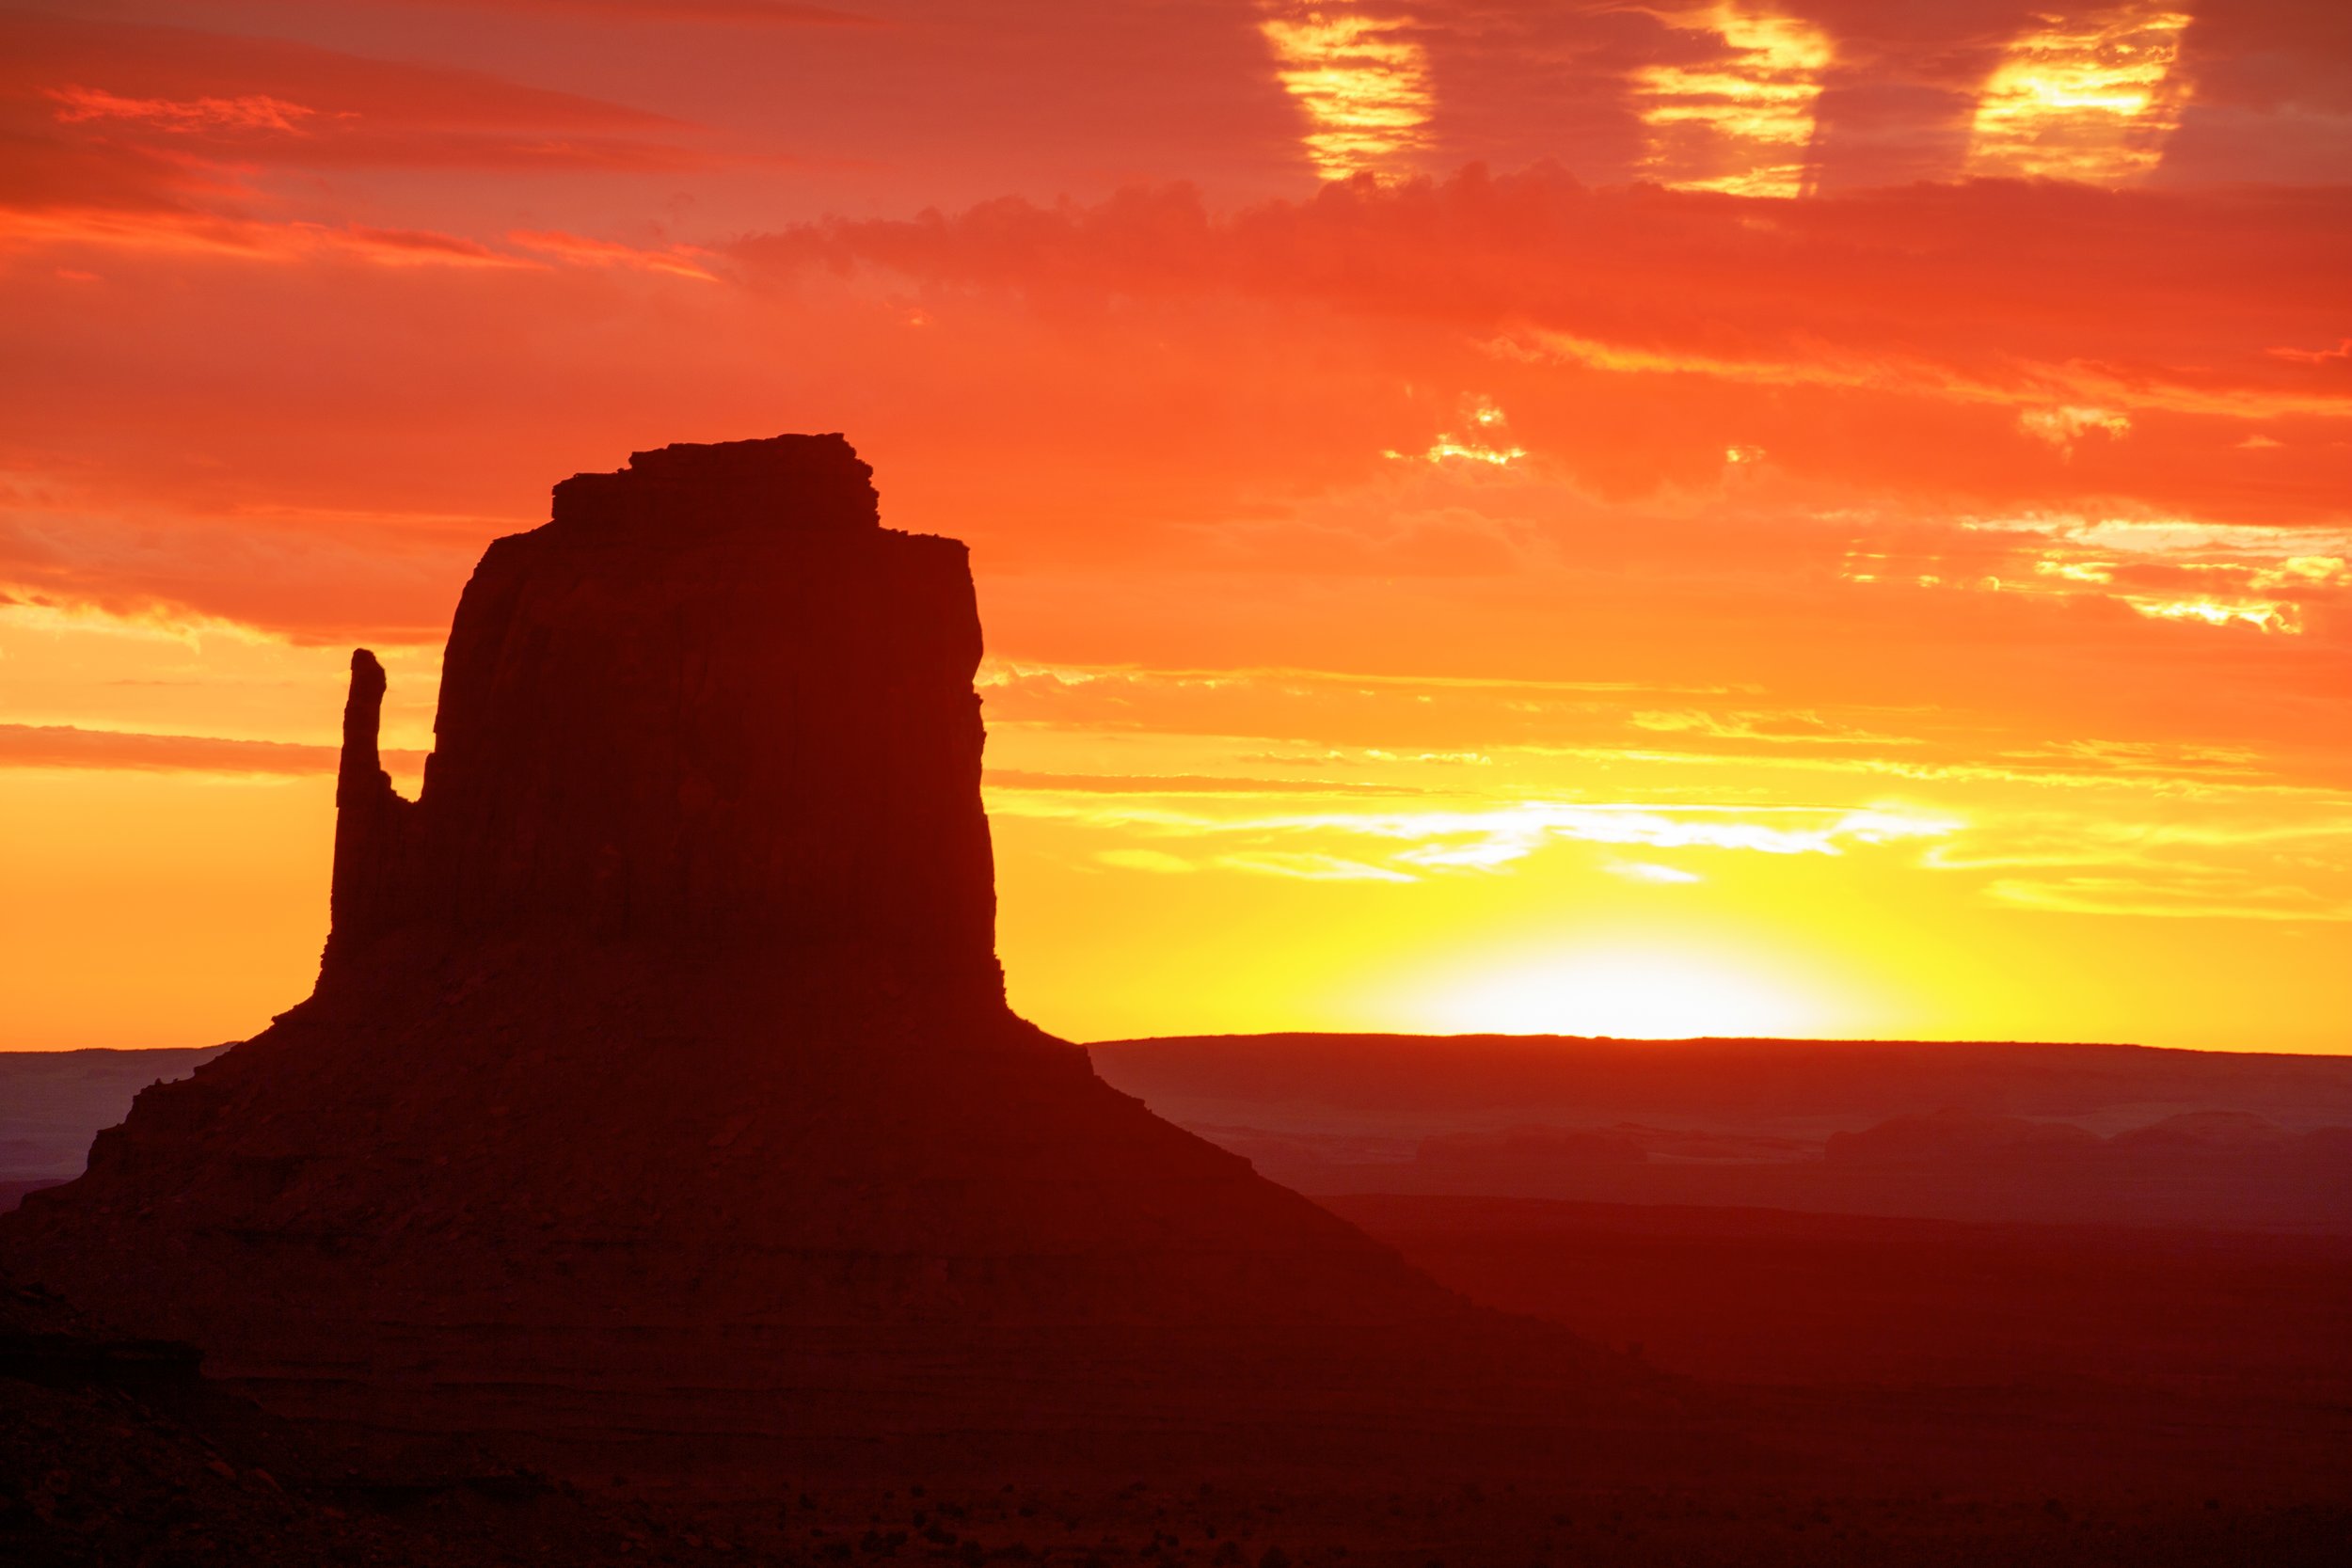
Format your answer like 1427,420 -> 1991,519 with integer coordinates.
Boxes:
986,788 -> 1962,879
0,594 -> 281,649
1391,435 -> 1526,466
1966,5 -> 2194,184
1874,523 -> 2352,638
2018,404 -> 2131,450
1637,7 -> 1833,199
12,620 -> 2348,1053
508,230 -> 720,283
1411,945 -> 1835,1038
1859,557 -> 2310,636
1507,326 -> 2352,423
2249,556 -> 2347,590
1260,3 -> 1434,181
2034,558 -> 2114,584
0,768 -> 335,1049
1388,400 -> 1526,465
2120,594 -> 2298,633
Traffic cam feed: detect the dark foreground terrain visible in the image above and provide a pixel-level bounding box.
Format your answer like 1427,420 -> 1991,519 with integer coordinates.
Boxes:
1091,1033 -> 2352,1232
1327,1195 -> 2352,1393
9,1053 -> 2351,1565
10,1295 -> 2346,1568
10,1241 -> 2349,1568
10,1024 -> 2352,1564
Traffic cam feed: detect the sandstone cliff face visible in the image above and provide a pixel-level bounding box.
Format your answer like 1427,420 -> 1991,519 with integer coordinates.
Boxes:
327,435 -> 997,997
2,436 -> 1565,1475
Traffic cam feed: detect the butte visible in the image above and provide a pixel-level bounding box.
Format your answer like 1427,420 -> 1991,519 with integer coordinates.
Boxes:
1,436 -> 1637,1483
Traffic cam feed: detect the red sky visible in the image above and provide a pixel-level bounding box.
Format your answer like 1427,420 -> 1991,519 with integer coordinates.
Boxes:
2,0 -> 2348,1052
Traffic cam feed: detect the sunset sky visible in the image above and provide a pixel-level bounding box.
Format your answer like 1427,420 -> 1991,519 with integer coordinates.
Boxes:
2,0 -> 2347,1053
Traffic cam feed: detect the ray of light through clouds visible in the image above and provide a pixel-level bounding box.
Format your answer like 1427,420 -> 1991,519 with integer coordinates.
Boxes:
1258,1 -> 1434,179
0,1 -> 2348,1052
1965,4 -> 2196,183
1636,5 -> 1834,198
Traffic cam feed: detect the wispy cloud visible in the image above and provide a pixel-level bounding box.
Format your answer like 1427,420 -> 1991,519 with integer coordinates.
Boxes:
1636,5 -> 1833,198
509,229 -> 721,281
2017,404 -> 2131,451
1504,327 -> 2352,425
987,768 -> 1423,797
1986,874 -> 2350,923
0,208 -> 538,268
990,788 -> 1961,880
45,86 -> 318,133
0,721 -> 423,776
1605,859 -> 1704,884
1216,849 -> 1420,882
1260,2 -> 1435,180
400,0 -> 881,23
1965,4 -> 2195,185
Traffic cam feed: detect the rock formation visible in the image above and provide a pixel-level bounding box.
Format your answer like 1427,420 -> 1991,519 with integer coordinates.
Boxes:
321,436 -> 997,994
3,436 -> 1602,1480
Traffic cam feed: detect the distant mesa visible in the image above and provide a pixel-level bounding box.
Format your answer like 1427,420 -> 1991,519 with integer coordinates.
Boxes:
1091,1034 -> 2352,1232
1,436 -> 1606,1479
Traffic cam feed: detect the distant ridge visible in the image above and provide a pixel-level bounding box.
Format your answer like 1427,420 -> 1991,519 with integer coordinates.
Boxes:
1091,1033 -> 2352,1232
0,1046 -> 231,1195
1089,1032 -> 2352,1125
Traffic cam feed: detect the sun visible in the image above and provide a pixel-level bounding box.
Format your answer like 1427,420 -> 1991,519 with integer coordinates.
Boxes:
1408,945 -> 1833,1039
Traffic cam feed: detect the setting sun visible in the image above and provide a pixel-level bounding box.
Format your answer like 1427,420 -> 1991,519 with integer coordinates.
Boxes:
1410,945 -> 1835,1039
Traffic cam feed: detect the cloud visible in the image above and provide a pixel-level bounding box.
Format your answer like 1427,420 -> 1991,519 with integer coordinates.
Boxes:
1605,859 -> 1704,884
1213,850 -> 1420,883
733,168 -> 2352,453
1963,4 -> 2195,185
2017,405 -> 2132,451
1986,874 -> 2352,923
0,84 -> 2342,867
1635,6 -> 1835,198
0,11 -> 715,231
2271,339 -> 2352,367
1849,511 -> 2352,641
508,230 -> 721,281
972,646 -> 2347,808
1509,329 -> 2342,426
1259,2 -> 1437,181
0,208 -> 541,268
987,768 -> 1423,797
0,492 -> 479,646
0,721 -> 423,776
3,15 -> 688,135
1923,801 -> 2352,926
1628,708 -> 1926,748
1094,847 -> 1196,874
994,791 -> 1962,877
45,86 -> 318,134
399,0 -> 881,23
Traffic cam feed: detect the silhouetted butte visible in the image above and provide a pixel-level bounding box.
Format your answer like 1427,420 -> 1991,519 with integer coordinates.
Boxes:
1,436 -> 1625,1481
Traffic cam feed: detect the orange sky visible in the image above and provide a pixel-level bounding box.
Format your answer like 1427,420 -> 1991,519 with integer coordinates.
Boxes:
2,0 -> 2347,1053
